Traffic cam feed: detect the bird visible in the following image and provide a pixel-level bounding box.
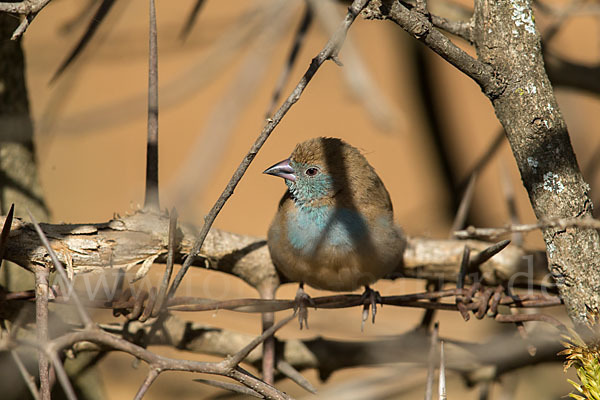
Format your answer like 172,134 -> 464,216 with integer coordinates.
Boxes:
264,137 -> 405,328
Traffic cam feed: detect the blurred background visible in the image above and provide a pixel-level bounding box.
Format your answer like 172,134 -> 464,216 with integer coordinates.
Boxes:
10,0 -> 600,398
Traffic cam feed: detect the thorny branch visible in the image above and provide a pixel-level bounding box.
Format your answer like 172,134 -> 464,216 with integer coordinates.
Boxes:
144,0 -> 159,212
34,267 -> 50,400
22,210 -> 298,398
12,314 -> 297,400
362,0 -> 502,98
74,313 -> 566,386
0,212 -> 555,290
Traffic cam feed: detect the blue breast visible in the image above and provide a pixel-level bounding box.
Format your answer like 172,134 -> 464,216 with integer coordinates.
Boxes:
286,205 -> 368,255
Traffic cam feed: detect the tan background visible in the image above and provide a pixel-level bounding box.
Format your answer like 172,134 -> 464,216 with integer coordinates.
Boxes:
19,0 -> 600,398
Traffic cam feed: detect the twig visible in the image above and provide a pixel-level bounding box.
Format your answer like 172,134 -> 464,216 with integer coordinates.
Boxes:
424,322 -> 439,400
363,1 -> 501,98
93,314 -> 565,384
133,367 -> 159,400
430,14 -> 472,42
0,203 -> 14,270
167,0 -> 372,297
311,0 -> 401,131
51,1 -> 271,136
43,316 -> 294,399
11,13 -> 35,40
454,217 -> 600,239
457,128 -> 505,193
450,173 -> 476,236
499,162 -> 523,246
193,378 -> 263,398
535,1 -> 600,17
34,267 -> 50,400
28,211 -> 94,328
59,0 -> 98,33
456,247 -> 469,290
265,1 -> 313,118
438,341 -> 446,400
468,240 -> 510,270
494,313 -> 564,329
544,52 -> 600,96
479,382 -> 490,400
152,208 -> 177,314
539,0 -> 586,42
222,313 -> 295,370
47,351 -> 77,400
168,0 -> 293,219
455,247 -> 471,321
11,350 -> 40,400
49,0 -> 117,83
277,359 -> 316,394
179,0 -> 206,41
144,0 -> 159,211
260,285 -> 277,385
583,142 -> 600,195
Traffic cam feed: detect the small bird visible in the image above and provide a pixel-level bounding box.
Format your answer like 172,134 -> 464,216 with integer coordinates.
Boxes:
264,137 -> 404,328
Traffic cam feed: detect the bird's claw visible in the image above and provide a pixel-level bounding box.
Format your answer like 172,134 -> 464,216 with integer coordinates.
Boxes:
361,286 -> 382,331
294,285 -> 316,329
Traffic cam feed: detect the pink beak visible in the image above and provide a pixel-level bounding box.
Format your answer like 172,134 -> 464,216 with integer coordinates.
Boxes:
263,158 -> 296,182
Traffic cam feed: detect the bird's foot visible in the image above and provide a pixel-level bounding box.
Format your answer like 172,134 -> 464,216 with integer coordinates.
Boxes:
294,284 -> 316,329
360,286 -> 382,331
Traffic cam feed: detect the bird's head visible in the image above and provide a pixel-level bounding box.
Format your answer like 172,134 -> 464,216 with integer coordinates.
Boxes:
264,137 -> 371,204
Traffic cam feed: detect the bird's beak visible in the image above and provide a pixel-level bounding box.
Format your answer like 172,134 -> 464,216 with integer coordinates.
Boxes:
263,158 -> 296,182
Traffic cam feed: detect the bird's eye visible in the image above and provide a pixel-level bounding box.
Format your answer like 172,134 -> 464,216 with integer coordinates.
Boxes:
305,167 -> 319,177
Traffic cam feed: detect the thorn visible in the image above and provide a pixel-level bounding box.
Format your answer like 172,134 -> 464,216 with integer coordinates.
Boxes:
330,55 -> 344,66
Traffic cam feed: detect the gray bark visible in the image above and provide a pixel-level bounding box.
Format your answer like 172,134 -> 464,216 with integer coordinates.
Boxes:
471,0 -> 600,326
362,0 -> 600,326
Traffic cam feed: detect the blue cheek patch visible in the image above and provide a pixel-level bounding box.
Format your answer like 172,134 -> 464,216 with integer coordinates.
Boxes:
286,206 -> 368,255
287,161 -> 333,203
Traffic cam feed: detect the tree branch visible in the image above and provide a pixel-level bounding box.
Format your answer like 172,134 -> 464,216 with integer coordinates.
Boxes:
361,0 -> 600,326
0,0 -> 52,39
144,0 -> 159,211
0,0 -> 51,14
545,52 -> 600,96
95,314 -> 563,384
34,267 -> 50,400
0,212 -> 553,291
362,0 -> 502,98
430,14 -> 473,43
41,314 -> 296,400
471,0 -> 600,326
